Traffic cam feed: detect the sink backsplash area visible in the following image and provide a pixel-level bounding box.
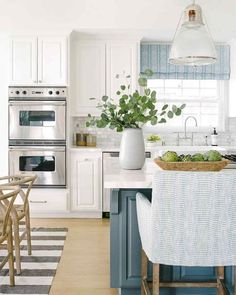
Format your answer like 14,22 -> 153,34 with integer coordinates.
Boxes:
72,117 -> 236,147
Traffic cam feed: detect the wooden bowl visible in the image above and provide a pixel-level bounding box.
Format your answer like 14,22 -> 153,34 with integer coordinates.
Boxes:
154,158 -> 230,171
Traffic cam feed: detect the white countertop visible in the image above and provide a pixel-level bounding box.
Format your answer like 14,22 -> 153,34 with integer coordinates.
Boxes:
70,145 -> 236,154
104,158 -> 158,189
104,158 -> 236,189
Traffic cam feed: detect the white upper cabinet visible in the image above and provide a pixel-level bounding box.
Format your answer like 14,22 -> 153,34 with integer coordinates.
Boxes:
10,36 -> 38,85
106,41 -> 139,102
38,36 -> 67,85
10,35 -> 68,86
71,38 -> 140,116
72,41 -> 106,116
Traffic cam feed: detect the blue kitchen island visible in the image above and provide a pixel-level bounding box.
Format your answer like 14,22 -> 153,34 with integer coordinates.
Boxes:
104,159 -> 235,295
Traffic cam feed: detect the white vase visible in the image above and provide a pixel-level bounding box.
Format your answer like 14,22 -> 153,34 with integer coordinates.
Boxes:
119,128 -> 145,170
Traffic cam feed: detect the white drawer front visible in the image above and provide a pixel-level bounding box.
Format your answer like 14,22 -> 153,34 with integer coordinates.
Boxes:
29,189 -> 68,213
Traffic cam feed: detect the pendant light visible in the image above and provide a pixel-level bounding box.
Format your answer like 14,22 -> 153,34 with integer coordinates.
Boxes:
169,1 -> 217,66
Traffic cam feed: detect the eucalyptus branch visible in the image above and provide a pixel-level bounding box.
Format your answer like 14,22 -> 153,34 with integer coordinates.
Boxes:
86,69 -> 186,132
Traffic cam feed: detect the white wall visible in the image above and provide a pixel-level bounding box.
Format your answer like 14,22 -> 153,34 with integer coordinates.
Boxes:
0,33 -> 9,175
0,0 -> 235,42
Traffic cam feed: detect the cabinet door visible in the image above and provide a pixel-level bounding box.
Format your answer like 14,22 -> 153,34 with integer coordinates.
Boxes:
71,153 -> 102,213
38,36 -> 67,85
106,41 -> 139,102
10,36 -> 37,85
73,41 -> 106,116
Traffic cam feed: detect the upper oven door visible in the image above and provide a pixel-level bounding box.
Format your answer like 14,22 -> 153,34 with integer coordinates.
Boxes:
9,100 -> 66,141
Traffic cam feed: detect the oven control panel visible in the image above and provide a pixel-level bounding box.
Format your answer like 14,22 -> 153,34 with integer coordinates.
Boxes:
8,87 -> 67,99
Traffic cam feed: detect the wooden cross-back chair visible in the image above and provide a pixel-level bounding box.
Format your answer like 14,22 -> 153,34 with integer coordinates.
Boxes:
0,174 -> 37,274
0,185 -> 20,286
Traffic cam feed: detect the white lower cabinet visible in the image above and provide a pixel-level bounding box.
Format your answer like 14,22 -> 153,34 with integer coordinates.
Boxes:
70,151 -> 102,218
29,188 -> 69,216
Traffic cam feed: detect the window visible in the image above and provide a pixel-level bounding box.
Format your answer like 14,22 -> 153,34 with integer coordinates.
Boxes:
146,79 -> 228,132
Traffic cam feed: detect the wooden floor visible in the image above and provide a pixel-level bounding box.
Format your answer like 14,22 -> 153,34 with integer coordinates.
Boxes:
31,218 -> 118,295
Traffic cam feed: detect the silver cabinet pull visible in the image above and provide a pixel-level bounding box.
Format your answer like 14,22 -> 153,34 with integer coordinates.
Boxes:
30,200 -> 47,204
33,81 -> 37,83
38,80 -> 43,83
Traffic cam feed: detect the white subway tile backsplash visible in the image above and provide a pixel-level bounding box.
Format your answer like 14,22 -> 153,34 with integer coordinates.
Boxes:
72,117 -> 236,147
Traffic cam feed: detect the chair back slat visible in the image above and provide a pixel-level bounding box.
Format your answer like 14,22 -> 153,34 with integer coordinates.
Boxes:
0,186 -> 20,236
0,175 -> 36,211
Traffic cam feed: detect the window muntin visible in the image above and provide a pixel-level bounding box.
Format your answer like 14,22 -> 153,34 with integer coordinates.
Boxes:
146,79 -> 227,131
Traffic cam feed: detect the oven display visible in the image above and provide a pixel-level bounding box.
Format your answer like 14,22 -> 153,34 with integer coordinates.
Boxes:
19,111 -> 55,127
19,156 -> 55,172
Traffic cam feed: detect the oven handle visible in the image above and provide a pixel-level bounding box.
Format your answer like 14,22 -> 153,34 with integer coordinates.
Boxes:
9,146 -> 65,152
9,101 -> 66,106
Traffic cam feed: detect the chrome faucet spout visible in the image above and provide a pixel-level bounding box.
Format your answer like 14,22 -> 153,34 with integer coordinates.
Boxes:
184,116 -> 198,138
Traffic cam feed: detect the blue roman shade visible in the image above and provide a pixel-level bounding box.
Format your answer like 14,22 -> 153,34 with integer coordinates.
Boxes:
140,43 -> 230,80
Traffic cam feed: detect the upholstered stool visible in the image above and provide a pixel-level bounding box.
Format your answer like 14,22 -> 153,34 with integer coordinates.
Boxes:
136,170 -> 236,295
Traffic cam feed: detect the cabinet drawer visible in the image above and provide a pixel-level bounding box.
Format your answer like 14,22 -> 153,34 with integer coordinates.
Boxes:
29,189 -> 69,213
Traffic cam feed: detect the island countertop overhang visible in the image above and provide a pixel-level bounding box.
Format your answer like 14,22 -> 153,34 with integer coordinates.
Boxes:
104,158 -> 236,189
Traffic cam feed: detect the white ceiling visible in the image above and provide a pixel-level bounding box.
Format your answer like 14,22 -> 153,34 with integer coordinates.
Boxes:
0,0 -> 235,42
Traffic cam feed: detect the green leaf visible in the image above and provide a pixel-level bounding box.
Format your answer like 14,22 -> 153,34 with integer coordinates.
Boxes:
175,108 -> 182,116
120,85 -> 126,91
167,111 -> 174,118
162,104 -> 168,110
151,90 -> 156,99
144,69 -> 154,77
141,96 -> 147,103
116,126 -> 123,132
138,77 -> 147,87
144,88 -> 151,96
116,90 -> 121,95
159,118 -> 167,123
160,111 -> 166,116
151,116 -> 158,125
180,103 -> 186,109
88,113 -> 92,118
102,95 -> 108,102
172,105 -> 177,113
86,122 -> 90,127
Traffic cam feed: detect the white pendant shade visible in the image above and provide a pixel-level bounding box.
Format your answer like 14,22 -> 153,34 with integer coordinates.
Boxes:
169,3 -> 217,66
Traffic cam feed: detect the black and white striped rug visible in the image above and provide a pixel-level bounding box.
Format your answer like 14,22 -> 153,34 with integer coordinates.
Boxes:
0,227 -> 68,295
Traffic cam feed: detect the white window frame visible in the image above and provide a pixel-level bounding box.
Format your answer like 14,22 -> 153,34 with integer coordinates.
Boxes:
143,80 -> 229,133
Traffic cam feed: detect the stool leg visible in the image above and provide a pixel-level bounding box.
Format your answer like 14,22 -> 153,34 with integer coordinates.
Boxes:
25,208 -> 32,255
7,226 -> 15,286
217,266 -> 224,295
141,249 -> 148,295
153,263 -> 160,295
13,220 -> 21,275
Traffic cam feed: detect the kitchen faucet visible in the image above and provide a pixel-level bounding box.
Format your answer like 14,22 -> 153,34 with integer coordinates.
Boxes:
184,116 -> 198,137
176,116 -> 198,146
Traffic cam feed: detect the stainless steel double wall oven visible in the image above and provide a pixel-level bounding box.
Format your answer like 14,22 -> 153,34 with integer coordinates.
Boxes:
8,87 -> 67,187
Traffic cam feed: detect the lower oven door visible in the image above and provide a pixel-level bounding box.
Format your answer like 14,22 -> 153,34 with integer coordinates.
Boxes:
9,146 -> 66,187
